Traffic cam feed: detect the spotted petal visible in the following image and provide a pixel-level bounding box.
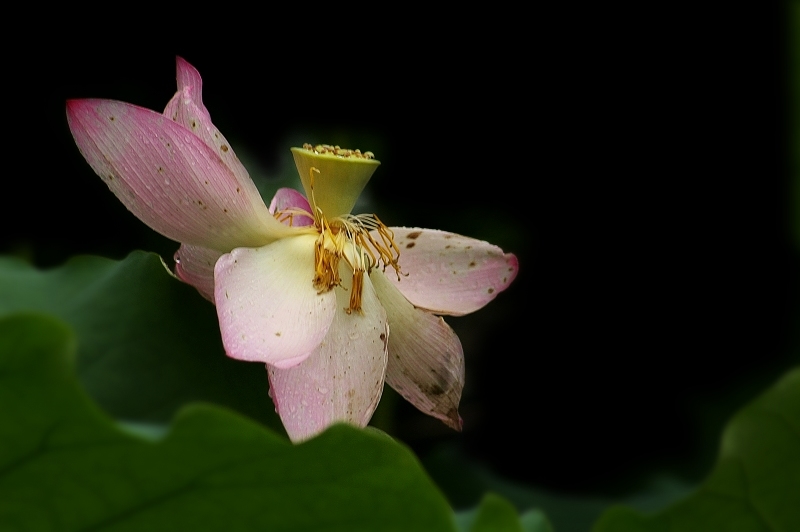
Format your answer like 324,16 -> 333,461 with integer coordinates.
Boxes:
381,228 -> 519,316
67,99 -> 298,251
372,269 -> 464,430
214,234 -> 336,368
268,268 -> 388,442
174,244 -> 222,301
163,57 -> 258,205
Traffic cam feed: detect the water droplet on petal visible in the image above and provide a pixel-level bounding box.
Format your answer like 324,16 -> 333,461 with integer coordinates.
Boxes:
318,387 -> 329,395
348,331 -> 360,340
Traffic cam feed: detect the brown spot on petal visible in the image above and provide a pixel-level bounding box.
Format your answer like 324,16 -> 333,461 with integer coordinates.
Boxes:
487,288 -> 495,294
407,231 -> 422,239
221,144 -> 229,152
406,242 -> 416,249
469,261 -> 476,267
426,383 -> 446,396
423,368 -> 456,399
275,332 -> 281,337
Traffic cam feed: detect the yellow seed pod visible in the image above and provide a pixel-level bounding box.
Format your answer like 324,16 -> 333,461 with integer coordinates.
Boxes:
292,144 -> 380,219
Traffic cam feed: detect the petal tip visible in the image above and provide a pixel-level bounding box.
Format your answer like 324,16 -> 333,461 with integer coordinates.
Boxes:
504,252 -> 520,283
443,408 -> 463,431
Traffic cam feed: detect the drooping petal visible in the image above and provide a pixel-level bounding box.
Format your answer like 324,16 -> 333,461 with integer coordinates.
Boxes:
371,269 -> 465,430
174,244 -> 222,301
268,268 -> 388,442
162,57 -> 258,205
67,99 -> 300,251
268,188 -> 314,227
214,234 -> 336,368
378,227 -> 519,316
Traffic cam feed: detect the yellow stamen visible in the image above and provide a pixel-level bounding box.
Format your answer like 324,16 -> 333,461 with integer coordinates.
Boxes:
348,269 -> 364,314
313,228 -> 342,293
295,148 -> 404,313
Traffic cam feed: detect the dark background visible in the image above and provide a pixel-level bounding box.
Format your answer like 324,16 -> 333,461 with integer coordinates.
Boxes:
4,5 -> 796,498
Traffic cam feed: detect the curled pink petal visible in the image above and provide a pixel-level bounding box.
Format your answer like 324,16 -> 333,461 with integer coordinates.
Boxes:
268,188 -> 314,227
379,227 -> 519,316
214,234 -> 336,367
372,270 -> 464,430
174,244 -> 222,301
67,99 -> 300,251
268,270 -> 388,442
163,57 -> 259,205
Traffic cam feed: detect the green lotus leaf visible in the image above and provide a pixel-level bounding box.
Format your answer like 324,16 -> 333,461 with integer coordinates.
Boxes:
0,313 -> 456,531
593,367 -> 800,532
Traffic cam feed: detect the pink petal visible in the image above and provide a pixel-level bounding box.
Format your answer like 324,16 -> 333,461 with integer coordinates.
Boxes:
214,234 -> 336,368
162,57 -> 259,206
371,270 -> 464,430
268,270 -> 388,442
174,244 -> 222,301
379,227 -> 519,316
67,99 -> 299,251
268,188 -> 314,227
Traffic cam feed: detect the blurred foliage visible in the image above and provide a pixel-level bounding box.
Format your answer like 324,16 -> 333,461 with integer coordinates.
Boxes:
425,445 -> 691,532
593,368 -> 800,531
0,252 -> 284,434
454,493 -> 551,532
0,313 -> 459,531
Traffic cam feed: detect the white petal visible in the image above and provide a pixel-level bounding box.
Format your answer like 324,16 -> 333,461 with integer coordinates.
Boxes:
378,227 -> 519,316
372,269 -> 465,430
268,267 -> 388,442
214,234 -> 336,367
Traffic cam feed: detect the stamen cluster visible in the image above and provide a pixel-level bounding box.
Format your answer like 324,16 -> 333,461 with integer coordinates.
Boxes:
302,143 -> 375,160
273,157 -> 402,315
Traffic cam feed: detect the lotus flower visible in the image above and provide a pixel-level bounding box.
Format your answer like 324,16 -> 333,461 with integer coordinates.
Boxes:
66,57 -> 518,441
